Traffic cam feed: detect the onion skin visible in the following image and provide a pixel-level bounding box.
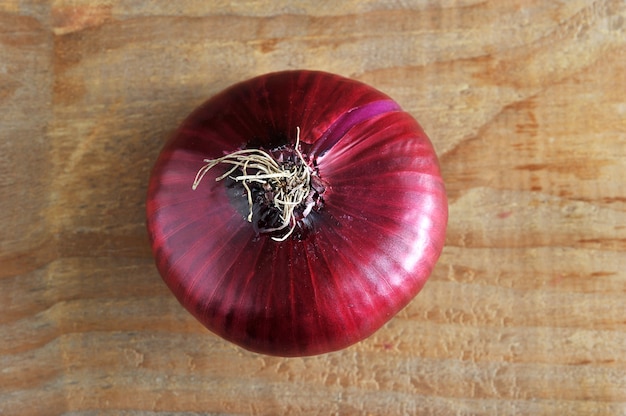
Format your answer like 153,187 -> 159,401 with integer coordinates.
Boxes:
146,70 -> 447,356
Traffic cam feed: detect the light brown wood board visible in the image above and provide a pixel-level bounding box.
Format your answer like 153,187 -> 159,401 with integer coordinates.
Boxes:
1,1 -> 625,415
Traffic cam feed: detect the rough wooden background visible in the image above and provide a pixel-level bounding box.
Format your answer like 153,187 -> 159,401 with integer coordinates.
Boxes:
1,1 -> 625,415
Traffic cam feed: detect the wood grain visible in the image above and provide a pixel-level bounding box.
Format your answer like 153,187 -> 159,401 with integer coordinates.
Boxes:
1,1 -> 625,415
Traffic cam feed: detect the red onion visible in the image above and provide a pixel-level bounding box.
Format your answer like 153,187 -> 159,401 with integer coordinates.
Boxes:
146,70 -> 447,356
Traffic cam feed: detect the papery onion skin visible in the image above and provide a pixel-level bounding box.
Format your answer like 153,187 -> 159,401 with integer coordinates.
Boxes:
146,70 -> 447,357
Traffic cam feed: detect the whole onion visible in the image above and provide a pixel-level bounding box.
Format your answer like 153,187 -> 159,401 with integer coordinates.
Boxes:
146,70 -> 447,356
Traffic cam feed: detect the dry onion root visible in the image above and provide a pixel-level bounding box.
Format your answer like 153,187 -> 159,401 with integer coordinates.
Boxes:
192,127 -> 313,241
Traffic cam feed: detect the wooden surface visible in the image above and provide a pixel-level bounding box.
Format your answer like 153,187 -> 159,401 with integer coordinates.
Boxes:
1,1 -> 625,415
